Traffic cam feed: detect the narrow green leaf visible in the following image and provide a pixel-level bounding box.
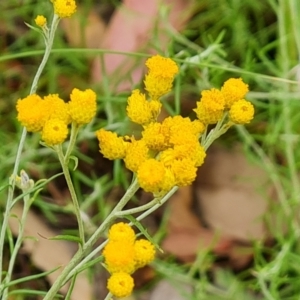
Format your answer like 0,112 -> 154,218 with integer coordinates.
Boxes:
69,155 -> 79,171
49,234 -> 83,245
125,215 -> 163,252
5,266 -> 61,288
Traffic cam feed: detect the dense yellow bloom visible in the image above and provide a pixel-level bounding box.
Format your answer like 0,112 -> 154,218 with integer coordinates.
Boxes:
103,241 -> 136,274
108,223 -> 136,244
123,139 -> 149,173
144,55 -> 179,100
194,101 -> 224,124
221,78 -> 249,108
44,94 -> 71,125
134,239 -> 155,269
137,159 -> 166,194
145,55 -> 178,78
41,119 -> 68,145
142,122 -> 169,152
200,88 -> 225,111
229,99 -> 254,124
107,272 -> 134,298
170,158 -> 197,186
52,0 -> 77,18
162,116 -> 205,143
161,142 -> 206,168
126,90 -> 153,125
158,167 -> 176,192
16,94 -> 48,132
69,88 -> 96,125
35,15 -> 47,27
96,129 -> 127,160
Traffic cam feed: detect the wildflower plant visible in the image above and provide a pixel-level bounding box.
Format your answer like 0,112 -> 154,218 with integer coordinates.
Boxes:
0,0 -> 255,299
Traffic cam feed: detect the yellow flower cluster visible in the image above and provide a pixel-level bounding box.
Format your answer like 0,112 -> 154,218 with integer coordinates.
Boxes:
96,56 -> 255,195
144,55 -> 179,100
194,78 -> 254,125
16,88 -> 96,146
126,55 -> 178,125
52,0 -> 77,18
103,222 -> 155,298
97,55 -> 207,195
97,114 -> 206,195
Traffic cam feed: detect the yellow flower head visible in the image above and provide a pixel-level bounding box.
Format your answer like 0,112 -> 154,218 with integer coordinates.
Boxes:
159,167 -> 176,192
52,0 -> 77,18
134,239 -> 155,269
126,90 -> 154,125
108,222 -> 136,244
200,88 -> 225,111
161,141 -> 206,168
144,55 -> 179,100
44,94 -> 71,125
229,99 -> 254,124
41,119 -> 69,145
35,15 -> 47,27
145,55 -> 178,78
107,272 -> 134,298
162,115 -> 205,143
221,78 -> 249,108
96,129 -> 128,160
103,241 -> 136,274
170,158 -> 197,186
194,101 -> 224,125
142,122 -> 169,152
137,159 -> 166,194
123,139 -> 149,173
16,94 -> 48,132
69,88 -> 97,125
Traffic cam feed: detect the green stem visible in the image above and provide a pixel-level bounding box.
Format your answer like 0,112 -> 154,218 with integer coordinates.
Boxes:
203,121 -> 232,150
114,197 -> 160,216
136,186 -> 178,222
63,240 -> 108,285
55,145 -> 85,244
65,123 -> 80,161
64,188 -> 179,283
1,195 -> 31,299
103,292 -> 113,300
43,178 -> 140,300
279,0 -> 300,202
0,14 -> 60,286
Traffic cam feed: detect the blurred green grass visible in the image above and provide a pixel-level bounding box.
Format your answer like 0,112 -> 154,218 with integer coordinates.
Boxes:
1,0 -> 300,299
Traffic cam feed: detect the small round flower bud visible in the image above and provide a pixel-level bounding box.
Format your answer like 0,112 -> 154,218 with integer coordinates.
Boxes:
107,272 -> 134,298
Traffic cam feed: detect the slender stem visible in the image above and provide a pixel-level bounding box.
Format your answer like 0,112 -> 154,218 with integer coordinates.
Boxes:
0,127 -> 27,285
1,195 -> 31,300
55,145 -> 85,244
136,186 -> 178,222
203,121 -> 232,150
279,0 -> 300,201
30,14 -> 60,94
63,240 -> 108,285
65,123 -> 80,161
114,197 -> 160,216
0,14 -> 60,286
103,292 -> 113,300
43,178 -> 140,300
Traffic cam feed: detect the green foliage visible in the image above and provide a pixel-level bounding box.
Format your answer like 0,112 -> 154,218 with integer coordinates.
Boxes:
1,0 -> 300,299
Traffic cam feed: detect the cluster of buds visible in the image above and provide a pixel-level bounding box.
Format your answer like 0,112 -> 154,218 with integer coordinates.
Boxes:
16,88 -> 97,146
102,223 -> 155,298
97,55 -> 254,197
